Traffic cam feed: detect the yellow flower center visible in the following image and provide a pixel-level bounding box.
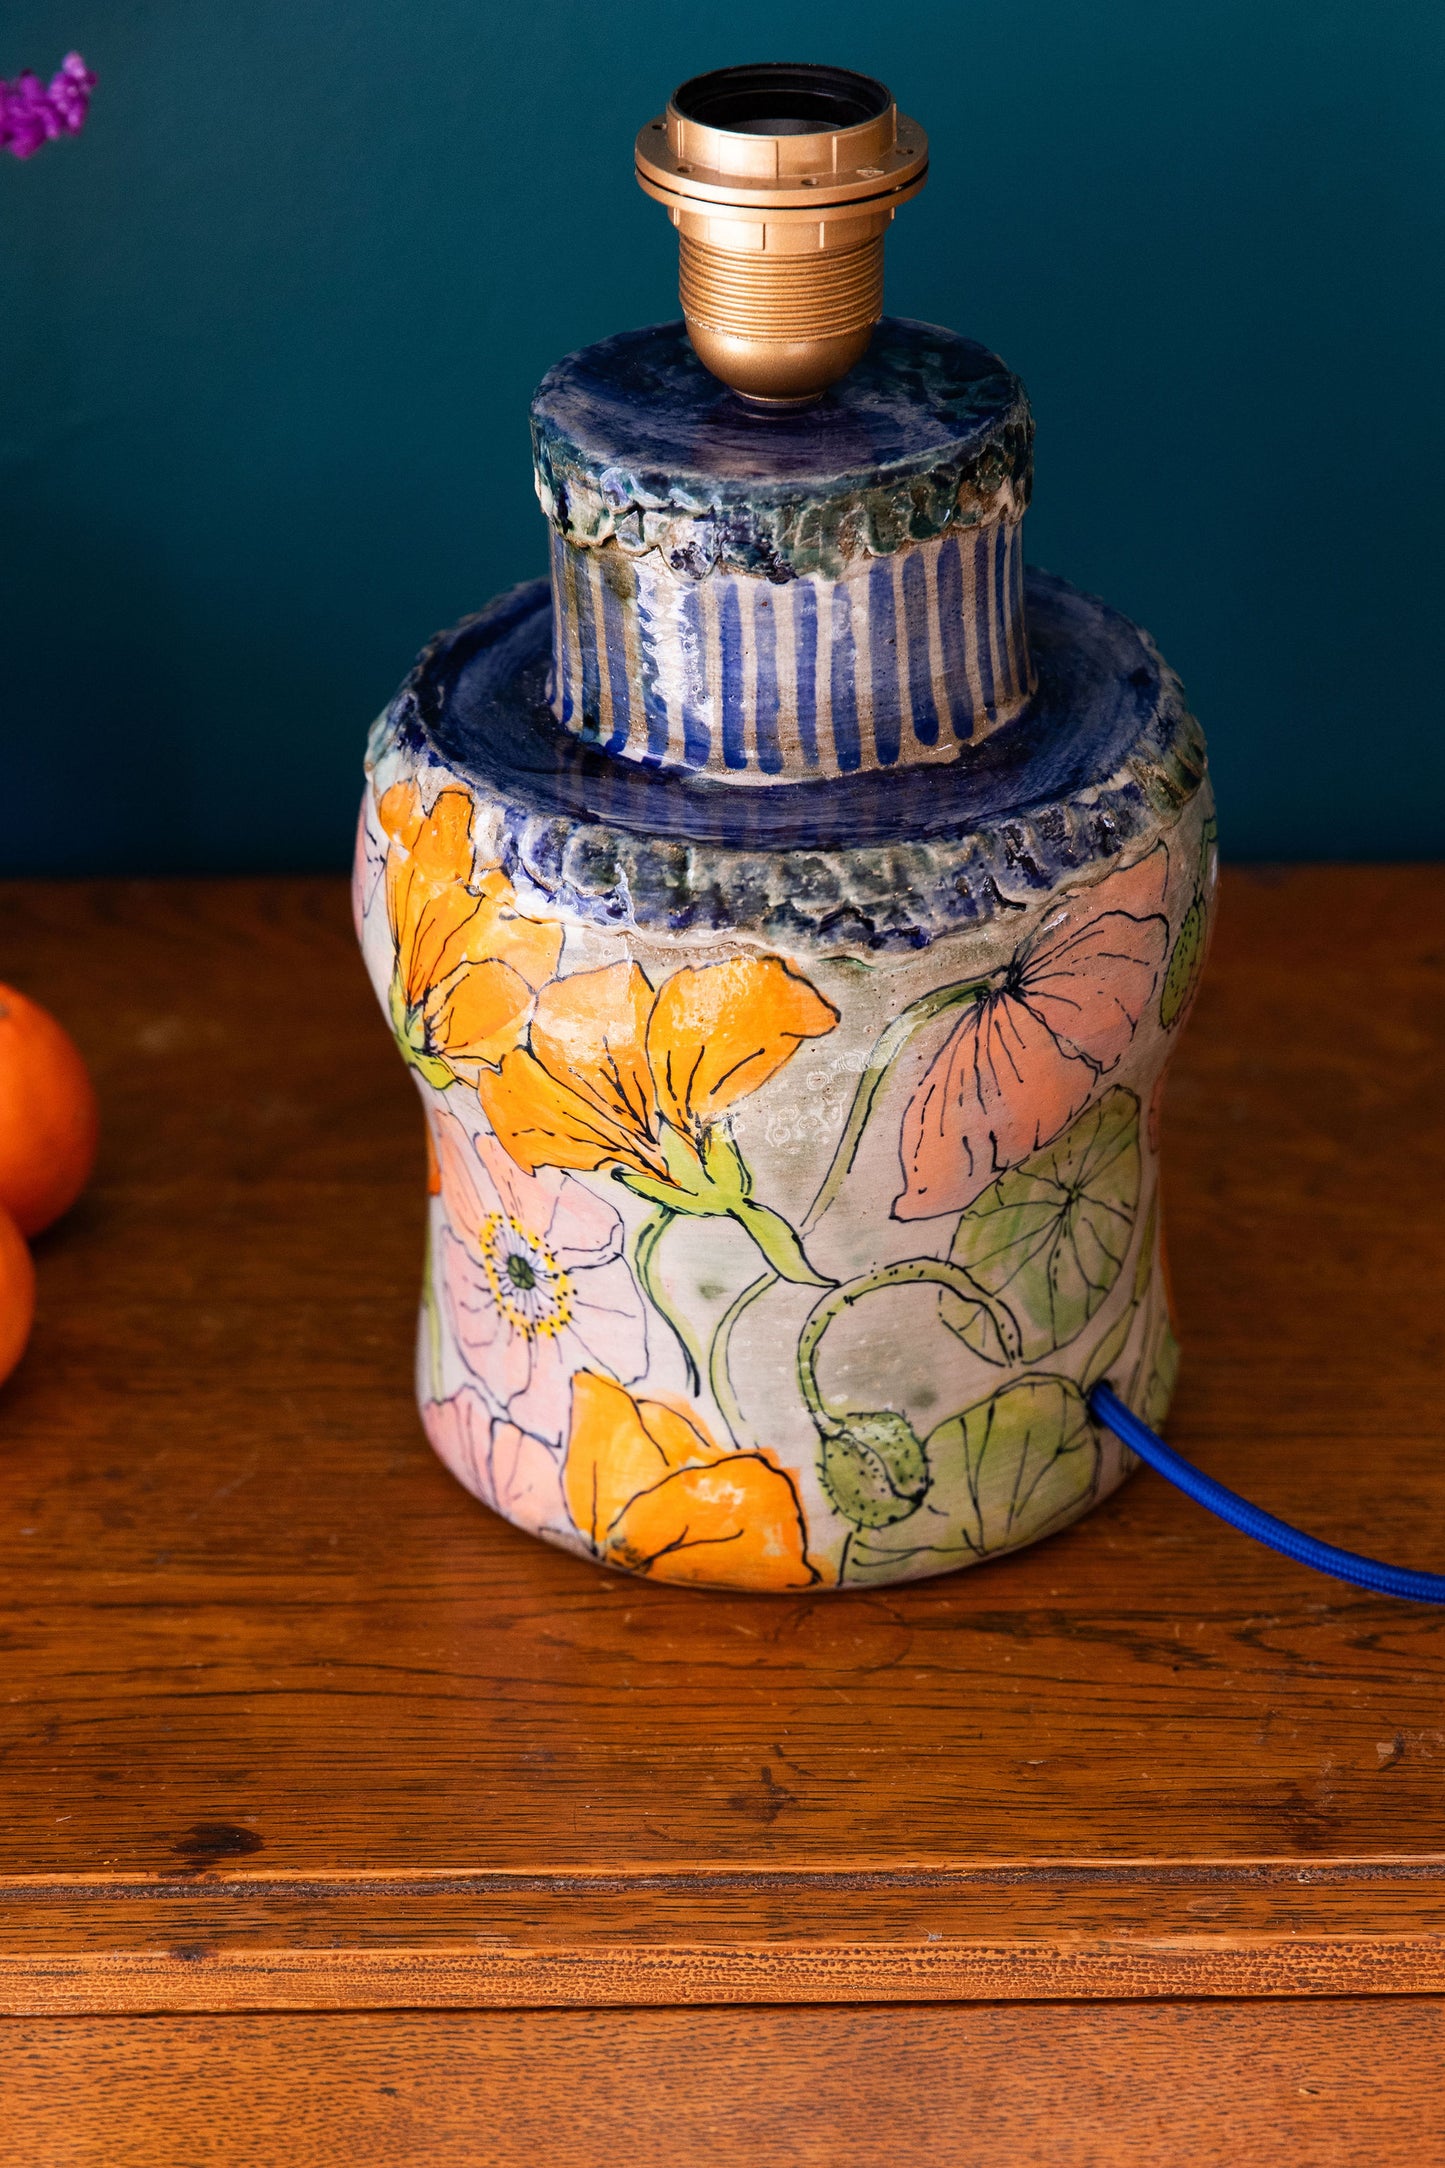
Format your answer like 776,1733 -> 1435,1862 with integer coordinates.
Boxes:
477,1214 -> 573,1341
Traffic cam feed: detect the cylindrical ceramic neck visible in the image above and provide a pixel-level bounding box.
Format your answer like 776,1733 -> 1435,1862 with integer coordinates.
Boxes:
531,318 -> 1037,786
547,520 -> 1030,780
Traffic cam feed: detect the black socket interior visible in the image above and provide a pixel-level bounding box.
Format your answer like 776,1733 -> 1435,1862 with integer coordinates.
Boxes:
671,63 -> 890,138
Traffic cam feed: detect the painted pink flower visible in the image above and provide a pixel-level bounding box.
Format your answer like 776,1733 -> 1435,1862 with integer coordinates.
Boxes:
421,1386 -> 571,1539
1,53 -> 95,161
897,845 -> 1170,1220
432,1104 -> 648,1443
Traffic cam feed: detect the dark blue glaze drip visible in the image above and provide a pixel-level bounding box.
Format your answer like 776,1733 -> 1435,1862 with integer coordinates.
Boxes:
901,552 -> 939,748
975,529 -> 997,722
991,519 -> 1010,704
719,585 -> 748,771
937,536 -> 970,744
868,559 -> 901,767
794,583 -> 819,770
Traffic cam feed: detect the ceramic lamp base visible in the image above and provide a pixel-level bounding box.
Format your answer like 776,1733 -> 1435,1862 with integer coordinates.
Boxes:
354,562 -> 1214,1591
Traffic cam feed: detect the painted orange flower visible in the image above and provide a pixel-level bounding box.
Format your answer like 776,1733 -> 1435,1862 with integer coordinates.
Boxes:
897,846 -> 1170,1220
564,1372 -> 819,1590
377,779 -> 563,1090
476,955 -> 839,1283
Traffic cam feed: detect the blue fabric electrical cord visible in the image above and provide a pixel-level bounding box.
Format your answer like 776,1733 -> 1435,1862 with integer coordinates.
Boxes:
1089,1383 -> 1445,1605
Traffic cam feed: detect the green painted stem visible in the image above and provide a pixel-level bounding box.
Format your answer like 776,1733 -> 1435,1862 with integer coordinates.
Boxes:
804,976 -> 993,1229
798,1257 -> 1024,1433
707,1268 -> 777,1449
633,1206 -> 703,1394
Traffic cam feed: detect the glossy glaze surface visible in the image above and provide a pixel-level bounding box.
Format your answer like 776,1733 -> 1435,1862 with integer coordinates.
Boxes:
534,320 -> 1036,777
531,319 -> 1031,580
358,607 -> 1213,1587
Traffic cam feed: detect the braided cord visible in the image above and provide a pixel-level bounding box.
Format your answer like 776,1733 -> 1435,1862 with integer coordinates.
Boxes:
1090,1384 -> 1445,1605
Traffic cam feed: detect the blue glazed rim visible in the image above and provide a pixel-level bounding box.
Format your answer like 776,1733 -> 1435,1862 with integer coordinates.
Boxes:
530,318 -> 1033,584
401,568 -> 1200,857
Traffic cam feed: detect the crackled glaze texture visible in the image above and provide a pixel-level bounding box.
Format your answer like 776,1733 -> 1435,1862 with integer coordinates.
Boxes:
535,321 -> 1035,778
355,317 -> 1214,1591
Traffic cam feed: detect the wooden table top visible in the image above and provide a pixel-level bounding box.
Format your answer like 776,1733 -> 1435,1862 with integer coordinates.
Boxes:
1,867 -> 1443,2018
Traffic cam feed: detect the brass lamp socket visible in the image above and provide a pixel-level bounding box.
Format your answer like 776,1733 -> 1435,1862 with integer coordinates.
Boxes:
635,62 -> 928,406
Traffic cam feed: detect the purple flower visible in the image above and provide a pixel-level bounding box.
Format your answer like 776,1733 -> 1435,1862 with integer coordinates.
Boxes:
1,52 -> 96,161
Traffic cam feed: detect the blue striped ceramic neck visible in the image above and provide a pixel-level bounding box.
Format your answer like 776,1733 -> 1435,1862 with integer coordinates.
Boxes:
531,319 -> 1036,785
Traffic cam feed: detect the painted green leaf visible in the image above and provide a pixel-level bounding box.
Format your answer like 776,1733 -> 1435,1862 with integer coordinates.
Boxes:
1082,1188 -> 1161,1392
1140,1309 -> 1180,1429
1081,1300 -> 1136,1395
1160,893 -> 1207,1029
927,1375 -> 1101,1556
945,1089 -> 1141,1361
1132,1190 -> 1159,1305
819,1411 -> 930,1530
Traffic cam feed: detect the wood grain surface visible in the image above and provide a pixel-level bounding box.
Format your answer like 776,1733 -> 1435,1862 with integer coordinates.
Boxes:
7,2000 -> 1445,2167
0,869 -> 1442,2013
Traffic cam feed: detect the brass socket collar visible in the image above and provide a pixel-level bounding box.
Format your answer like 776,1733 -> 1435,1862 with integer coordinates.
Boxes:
635,63 -> 928,405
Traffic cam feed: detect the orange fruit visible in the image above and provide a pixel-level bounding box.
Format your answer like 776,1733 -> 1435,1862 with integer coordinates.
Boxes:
0,1203 -> 35,1386
0,983 -> 99,1236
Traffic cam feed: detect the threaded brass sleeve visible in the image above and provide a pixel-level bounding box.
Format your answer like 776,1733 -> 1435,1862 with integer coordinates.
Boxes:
679,234 -> 884,340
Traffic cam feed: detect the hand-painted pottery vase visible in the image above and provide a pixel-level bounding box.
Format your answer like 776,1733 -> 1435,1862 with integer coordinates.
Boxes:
354,315 -> 1215,1592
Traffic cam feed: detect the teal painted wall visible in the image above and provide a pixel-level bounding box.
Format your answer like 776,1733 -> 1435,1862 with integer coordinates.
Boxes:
2,0 -> 1442,871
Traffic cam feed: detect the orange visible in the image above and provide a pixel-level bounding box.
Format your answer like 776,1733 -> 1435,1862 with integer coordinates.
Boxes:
0,1203 -> 34,1386
0,984 -> 99,1236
